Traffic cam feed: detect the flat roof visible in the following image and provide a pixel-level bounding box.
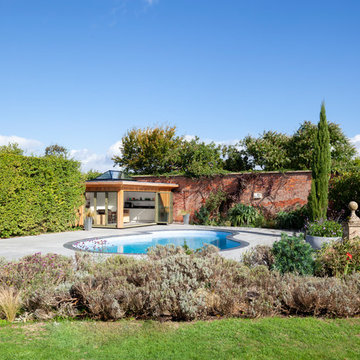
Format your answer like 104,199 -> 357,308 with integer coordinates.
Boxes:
86,180 -> 178,191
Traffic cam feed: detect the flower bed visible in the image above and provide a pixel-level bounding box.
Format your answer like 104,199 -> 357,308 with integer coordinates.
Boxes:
0,244 -> 359,322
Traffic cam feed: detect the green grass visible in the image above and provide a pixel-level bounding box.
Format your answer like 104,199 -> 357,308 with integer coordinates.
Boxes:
0,317 -> 359,359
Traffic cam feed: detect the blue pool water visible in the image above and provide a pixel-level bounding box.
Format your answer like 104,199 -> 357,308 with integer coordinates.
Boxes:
73,230 -> 241,254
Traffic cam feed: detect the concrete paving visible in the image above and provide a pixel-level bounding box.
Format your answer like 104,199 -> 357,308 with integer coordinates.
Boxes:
0,224 -> 298,261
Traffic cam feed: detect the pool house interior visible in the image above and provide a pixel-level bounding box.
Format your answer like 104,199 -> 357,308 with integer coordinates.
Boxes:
84,171 -> 178,228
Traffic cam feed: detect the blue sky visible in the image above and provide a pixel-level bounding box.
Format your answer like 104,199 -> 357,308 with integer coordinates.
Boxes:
1,0 -> 359,171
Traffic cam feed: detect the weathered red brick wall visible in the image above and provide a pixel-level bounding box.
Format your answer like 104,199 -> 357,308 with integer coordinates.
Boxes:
136,171 -> 312,222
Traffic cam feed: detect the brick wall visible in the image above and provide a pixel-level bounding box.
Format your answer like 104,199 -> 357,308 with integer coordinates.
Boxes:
136,171 -> 312,222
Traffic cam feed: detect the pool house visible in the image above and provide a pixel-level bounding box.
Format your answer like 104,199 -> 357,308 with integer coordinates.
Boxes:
84,170 -> 178,228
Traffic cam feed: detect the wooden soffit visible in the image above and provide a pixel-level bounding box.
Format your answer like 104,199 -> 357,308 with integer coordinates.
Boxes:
85,180 -> 178,193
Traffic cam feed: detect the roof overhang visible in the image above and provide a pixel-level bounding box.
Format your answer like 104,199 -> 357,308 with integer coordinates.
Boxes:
85,180 -> 179,192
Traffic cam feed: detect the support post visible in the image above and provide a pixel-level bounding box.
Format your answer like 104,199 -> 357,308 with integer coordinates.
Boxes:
117,190 -> 124,228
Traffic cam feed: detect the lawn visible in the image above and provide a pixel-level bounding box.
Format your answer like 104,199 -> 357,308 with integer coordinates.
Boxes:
0,317 -> 359,360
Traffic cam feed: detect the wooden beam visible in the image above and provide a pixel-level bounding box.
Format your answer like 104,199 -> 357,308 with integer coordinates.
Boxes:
117,190 -> 124,229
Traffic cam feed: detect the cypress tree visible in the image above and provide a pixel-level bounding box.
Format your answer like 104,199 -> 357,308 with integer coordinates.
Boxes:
308,102 -> 331,221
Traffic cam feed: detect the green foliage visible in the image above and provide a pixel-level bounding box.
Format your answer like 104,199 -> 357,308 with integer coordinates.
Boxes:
239,120 -> 355,172
113,126 -> 225,177
272,233 -> 315,275
222,145 -> 252,172
227,203 -> 264,227
0,153 -> 84,238
44,144 -> 68,157
306,219 -> 343,237
241,131 -> 291,171
84,169 -> 103,181
112,125 -> 183,174
275,206 -> 309,230
0,143 -> 24,155
329,171 -> 360,220
288,121 -> 356,170
112,119 -> 354,176
315,238 -> 360,277
194,190 -> 227,225
172,137 -> 225,177
308,103 -> 331,221
194,205 -> 211,225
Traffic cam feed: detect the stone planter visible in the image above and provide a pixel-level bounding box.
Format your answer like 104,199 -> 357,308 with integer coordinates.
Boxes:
182,214 -> 190,225
305,234 -> 342,250
84,217 -> 93,231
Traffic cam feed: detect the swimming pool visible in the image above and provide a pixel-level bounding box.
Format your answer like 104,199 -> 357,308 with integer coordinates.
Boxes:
69,230 -> 244,254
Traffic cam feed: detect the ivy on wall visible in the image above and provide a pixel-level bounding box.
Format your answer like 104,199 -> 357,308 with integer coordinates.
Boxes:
0,154 -> 85,238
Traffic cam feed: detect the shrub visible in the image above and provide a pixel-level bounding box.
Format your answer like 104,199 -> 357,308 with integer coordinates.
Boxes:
242,245 -> 274,269
272,233 -> 315,275
0,153 -> 84,238
0,253 -> 74,295
0,286 -> 21,322
227,203 -> 264,227
194,206 -> 211,225
2,246 -> 360,320
280,273 -> 360,317
315,237 -> 360,277
329,171 -> 360,220
275,206 -> 308,230
306,220 -> 343,238
194,190 -> 228,225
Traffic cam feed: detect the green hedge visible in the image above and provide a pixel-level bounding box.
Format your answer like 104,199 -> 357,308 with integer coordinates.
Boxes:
329,171 -> 360,220
0,154 -> 85,238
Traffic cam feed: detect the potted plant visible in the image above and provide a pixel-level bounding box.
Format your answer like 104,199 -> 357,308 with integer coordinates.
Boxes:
180,210 -> 191,225
84,209 -> 94,231
305,219 -> 343,249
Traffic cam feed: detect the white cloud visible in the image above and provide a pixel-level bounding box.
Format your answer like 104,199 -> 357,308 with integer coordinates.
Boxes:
0,133 -> 124,172
0,135 -> 42,154
107,140 -> 122,158
350,134 -> 360,156
70,141 -> 123,173
183,134 -> 197,142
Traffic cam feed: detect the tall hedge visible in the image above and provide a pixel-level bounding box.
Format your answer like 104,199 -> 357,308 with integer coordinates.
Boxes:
0,154 -> 85,238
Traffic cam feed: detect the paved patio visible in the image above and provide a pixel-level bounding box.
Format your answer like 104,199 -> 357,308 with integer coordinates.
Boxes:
0,224 -> 297,261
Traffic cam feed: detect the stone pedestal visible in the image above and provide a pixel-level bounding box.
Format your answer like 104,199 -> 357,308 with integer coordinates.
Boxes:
345,201 -> 360,240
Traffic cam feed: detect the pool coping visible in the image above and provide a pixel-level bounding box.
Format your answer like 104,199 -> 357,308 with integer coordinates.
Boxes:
63,228 -> 250,255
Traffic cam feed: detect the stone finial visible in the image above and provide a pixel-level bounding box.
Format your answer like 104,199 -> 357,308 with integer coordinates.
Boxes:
349,201 -> 358,211
346,201 -> 360,240
349,201 -> 360,222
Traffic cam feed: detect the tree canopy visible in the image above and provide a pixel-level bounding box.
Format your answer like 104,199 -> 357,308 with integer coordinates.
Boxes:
112,127 -> 226,176
240,120 -> 355,171
0,143 -> 24,155
45,144 -> 68,157
112,118 -> 356,176
241,131 -> 291,171
112,126 -> 183,175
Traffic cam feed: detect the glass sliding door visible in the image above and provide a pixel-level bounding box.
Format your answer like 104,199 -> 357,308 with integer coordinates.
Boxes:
107,192 -> 117,226
156,192 -> 171,224
95,192 -> 106,226
87,191 -> 117,227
